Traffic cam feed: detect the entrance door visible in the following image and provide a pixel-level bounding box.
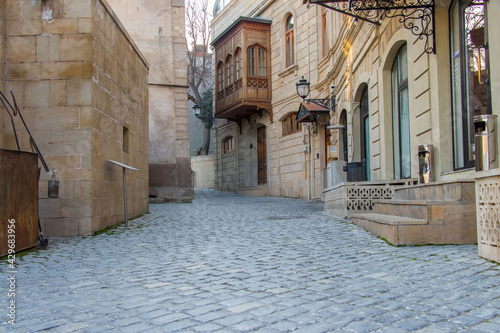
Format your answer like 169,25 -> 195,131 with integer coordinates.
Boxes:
360,86 -> 370,181
257,126 -> 267,185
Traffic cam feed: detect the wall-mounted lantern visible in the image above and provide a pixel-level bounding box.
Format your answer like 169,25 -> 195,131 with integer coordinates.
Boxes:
296,76 -> 311,101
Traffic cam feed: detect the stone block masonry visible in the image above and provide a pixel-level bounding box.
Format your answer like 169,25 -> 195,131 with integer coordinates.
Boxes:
106,0 -> 194,203
0,0 -> 150,236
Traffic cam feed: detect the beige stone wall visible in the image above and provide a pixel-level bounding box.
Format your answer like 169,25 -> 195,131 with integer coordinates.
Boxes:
1,0 -> 149,236
106,0 -> 193,202
89,0 -> 149,232
191,155 -> 215,189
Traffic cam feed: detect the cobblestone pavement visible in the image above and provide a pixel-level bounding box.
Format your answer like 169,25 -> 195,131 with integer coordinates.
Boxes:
2,190 -> 500,332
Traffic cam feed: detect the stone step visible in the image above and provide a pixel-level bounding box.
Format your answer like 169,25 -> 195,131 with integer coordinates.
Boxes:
353,212 -> 427,226
236,185 -> 269,197
352,212 -> 476,246
372,199 -> 464,221
393,180 -> 475,203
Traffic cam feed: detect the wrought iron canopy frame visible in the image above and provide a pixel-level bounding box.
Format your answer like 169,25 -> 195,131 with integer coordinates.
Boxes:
297,97 -> 336,123
307,0 -> 435,54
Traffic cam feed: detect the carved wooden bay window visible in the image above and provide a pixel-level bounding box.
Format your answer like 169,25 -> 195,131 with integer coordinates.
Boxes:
212,17 -> 273,126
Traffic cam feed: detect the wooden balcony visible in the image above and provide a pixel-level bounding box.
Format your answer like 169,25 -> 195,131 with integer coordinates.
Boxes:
215,76 -> 272,122
212,17 -> 273,124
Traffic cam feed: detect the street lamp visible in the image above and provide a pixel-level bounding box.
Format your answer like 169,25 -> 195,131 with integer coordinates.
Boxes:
296,76 -> 310,101
193,103 -> 201,116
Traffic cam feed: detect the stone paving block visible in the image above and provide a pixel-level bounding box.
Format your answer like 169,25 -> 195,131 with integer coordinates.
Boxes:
160,318 -> 198,331
22,318 -> 72,332
227,301 -> 264,313
344,320 -> 382,332
82,324 -> 116,333
220,296 -> 255,307
450,315 -> 486,326
375,327 -> 409,333
233,320 -> 267,331
325,313 -> 364,327
270,320 -> 298,332
393,319 -> 429,331
120,322 -> 153,333
289,314 -> 319,325
141,309 -> 173,320
149,312 -> 190,326
193,323 -> 223,332
428,307 -> 460,319
214,313 -> 254,326
276,306 -> 308,318
52,322 -> 90,332
195,310 -> 232,323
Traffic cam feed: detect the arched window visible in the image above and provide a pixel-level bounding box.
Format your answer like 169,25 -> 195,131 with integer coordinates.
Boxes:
223,136 -> 234,153
217,62 -> 224,92
282,113 -> 301,136
226,55 -> 233,87
235,48 -> 242,80
285,15 -> 295,67
392,44 -> 410,179
321,8 -> 329,58
248,46 -> 266,77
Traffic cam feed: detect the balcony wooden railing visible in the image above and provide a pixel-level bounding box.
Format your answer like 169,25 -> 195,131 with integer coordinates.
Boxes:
215,76 -> 270,118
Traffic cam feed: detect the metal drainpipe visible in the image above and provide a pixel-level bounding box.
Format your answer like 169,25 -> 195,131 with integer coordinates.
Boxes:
236,124 -> 240,190
307,127 -> 312,201
252,0 -> 277,17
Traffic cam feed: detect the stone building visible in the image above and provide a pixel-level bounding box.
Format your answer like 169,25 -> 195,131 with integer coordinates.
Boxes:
211,0 -> 500,254
0,0 -> 192,236
107,0 -> 194,203
211,0 -> 349,200
0,0 -> 149,236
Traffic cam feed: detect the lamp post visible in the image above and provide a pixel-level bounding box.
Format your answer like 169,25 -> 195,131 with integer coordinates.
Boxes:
193,103 -> 201,117
193,103 -> 214,124
296,76 -> 310,101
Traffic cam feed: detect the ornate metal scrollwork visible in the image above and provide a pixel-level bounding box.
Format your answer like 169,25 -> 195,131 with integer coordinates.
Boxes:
305,98 -> 331,109
309,0 -> 435,54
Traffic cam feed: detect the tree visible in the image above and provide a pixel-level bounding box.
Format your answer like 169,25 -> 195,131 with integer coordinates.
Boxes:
186,0 -> 213,155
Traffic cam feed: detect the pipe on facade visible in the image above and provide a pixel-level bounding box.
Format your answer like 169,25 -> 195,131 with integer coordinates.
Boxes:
252,0 -> 276,18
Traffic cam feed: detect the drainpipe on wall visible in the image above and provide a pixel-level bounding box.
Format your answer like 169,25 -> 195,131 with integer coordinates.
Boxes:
236,124 -> 240,190
308,127 -> 312,201
251,0 -> 277,17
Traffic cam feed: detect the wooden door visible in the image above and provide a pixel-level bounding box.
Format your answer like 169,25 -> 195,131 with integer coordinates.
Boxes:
257,127 -> 267,185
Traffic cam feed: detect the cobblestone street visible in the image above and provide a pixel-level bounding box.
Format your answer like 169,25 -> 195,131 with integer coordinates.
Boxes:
2,190 -> 500,332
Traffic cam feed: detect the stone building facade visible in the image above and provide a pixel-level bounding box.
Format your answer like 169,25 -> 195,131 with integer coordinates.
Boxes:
0,0 -> 149,236
211,1 -> 340,200
211,0 -> 500,194
107,0 -> 194,203
0,0 -> 192,236
212,1 -> 500,253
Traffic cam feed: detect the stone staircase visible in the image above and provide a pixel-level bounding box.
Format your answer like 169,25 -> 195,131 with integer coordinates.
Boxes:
235,185 -> 269,197
351,180 -> 477,245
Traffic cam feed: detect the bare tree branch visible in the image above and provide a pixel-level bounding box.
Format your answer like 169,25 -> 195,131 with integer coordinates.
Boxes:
186,0 -> 214,155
